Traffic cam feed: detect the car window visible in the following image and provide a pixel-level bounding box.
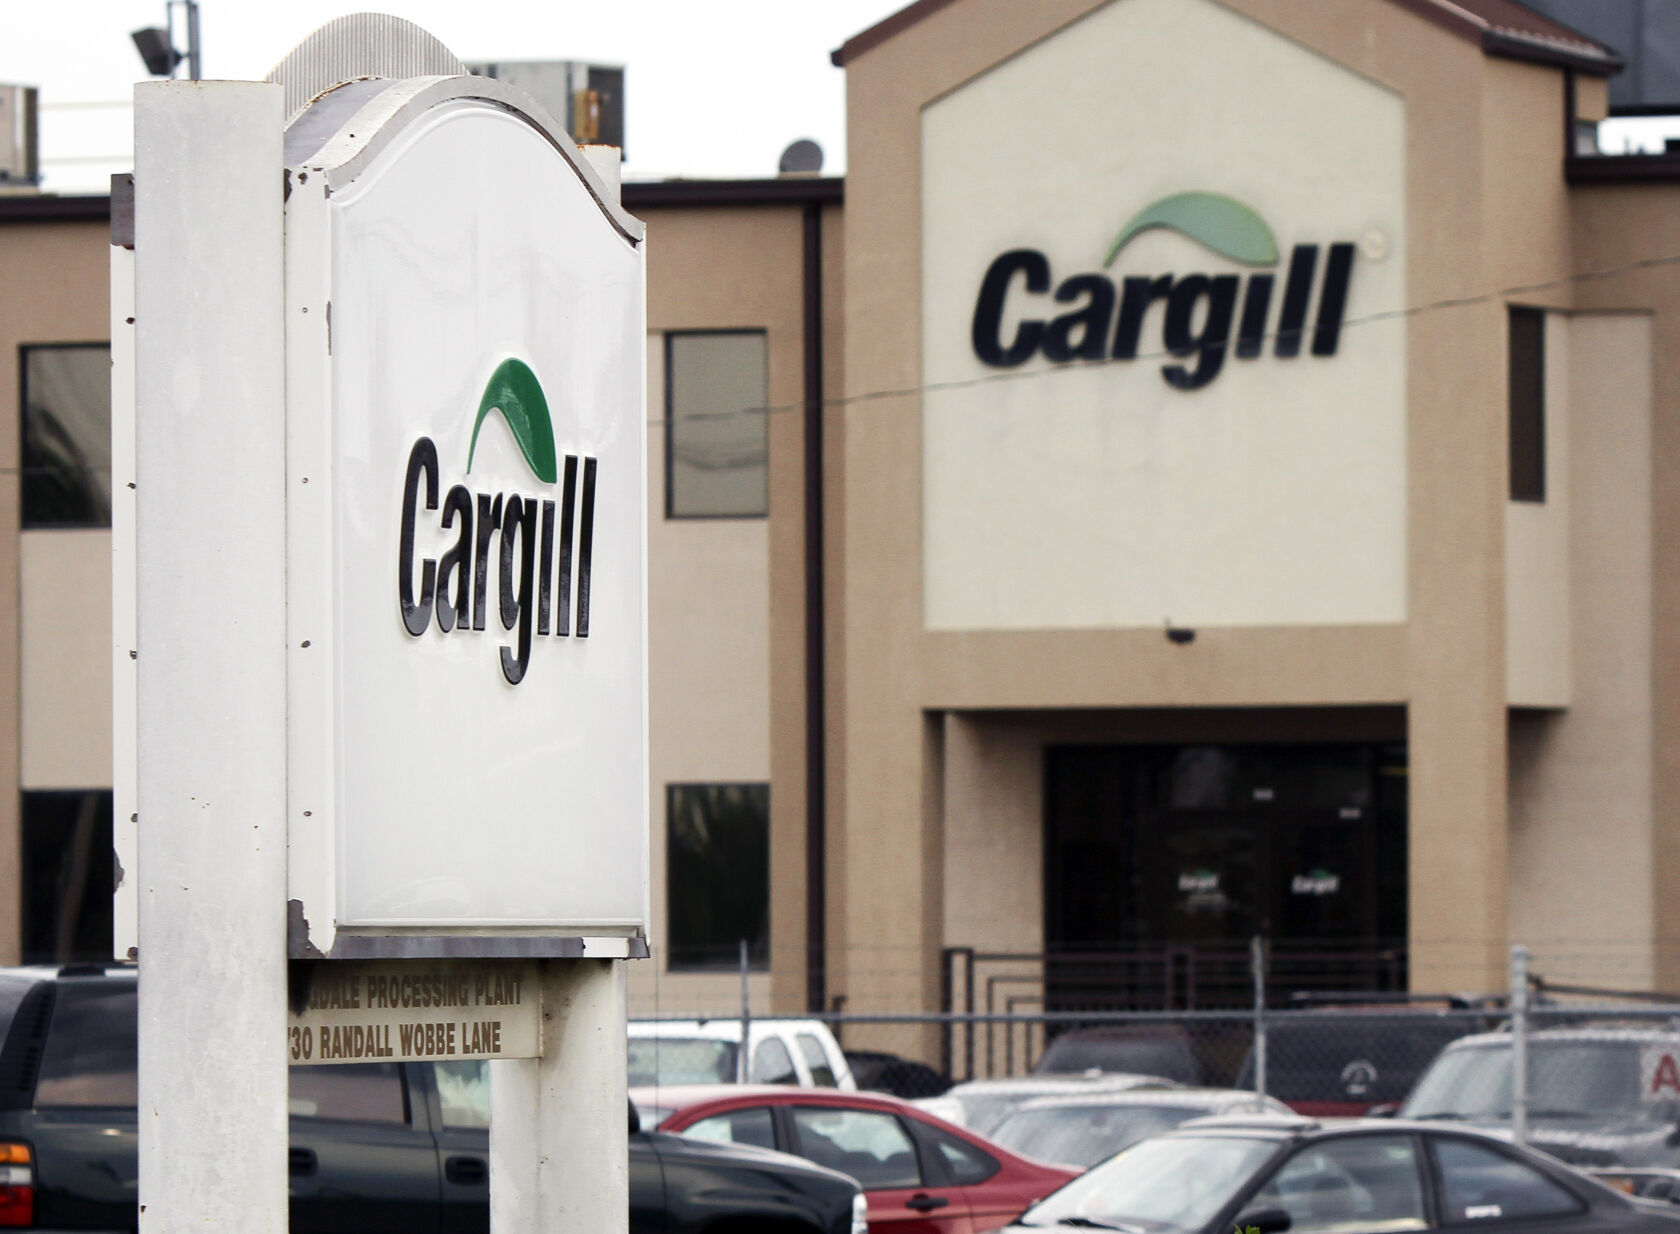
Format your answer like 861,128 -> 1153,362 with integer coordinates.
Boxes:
992,1103 -> 1191,1168
1432,1137 -> 1580,1223
925,1123 -> 999,1185
683,1105 -> 778,1151
796,1033 -> 838,1086
1404,1042 -> 1655,1120
434,1059 -> 490,1129
35,983 -> 137,1107
289,1062 -> 409,1124
1021,1134 -> 1278,1232
792,1106 -> 921,1189
1248,1135 -> 1427,1233
628,1036 -> 737,1085
752,1038 -> 798,1085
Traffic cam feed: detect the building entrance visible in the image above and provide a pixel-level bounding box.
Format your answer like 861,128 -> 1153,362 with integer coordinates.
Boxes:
1044,742 -> 1407,1008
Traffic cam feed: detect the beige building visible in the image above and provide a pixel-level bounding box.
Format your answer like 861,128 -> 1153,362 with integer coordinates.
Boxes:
2,0 -> 1679,1061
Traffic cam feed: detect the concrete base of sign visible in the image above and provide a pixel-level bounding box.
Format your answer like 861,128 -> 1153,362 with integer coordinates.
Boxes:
491,960 -> 628,1234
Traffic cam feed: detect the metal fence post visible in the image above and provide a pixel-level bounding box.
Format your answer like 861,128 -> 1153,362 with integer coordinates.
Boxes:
739,939 -> 752,1082
1251,934 -> 1268,1097
1511,943 -> 1529,1147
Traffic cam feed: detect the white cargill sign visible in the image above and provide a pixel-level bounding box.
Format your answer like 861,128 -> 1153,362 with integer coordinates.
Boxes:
282,76 -> 649,956
287,962 -> 541,1064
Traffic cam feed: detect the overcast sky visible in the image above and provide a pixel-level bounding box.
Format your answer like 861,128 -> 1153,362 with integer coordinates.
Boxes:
0,1 -> 907,193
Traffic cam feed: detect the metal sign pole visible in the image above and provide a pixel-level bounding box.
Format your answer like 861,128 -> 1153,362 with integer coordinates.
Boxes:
133,79 -> 289,1231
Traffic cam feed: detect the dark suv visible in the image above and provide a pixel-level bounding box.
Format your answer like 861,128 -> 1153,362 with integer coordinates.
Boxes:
0,965 -> 863,1233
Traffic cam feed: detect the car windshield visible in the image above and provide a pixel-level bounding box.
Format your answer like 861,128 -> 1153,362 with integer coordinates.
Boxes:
948,1090 -> 1033,1135
1018,1134 -> 1278,1232
1402,1041 -> 1666,1120
627,1037 -> 738,1086
993,1104 -> 1196,1168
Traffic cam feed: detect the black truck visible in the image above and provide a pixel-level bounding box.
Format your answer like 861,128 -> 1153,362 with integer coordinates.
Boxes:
0,965 -> 863,1233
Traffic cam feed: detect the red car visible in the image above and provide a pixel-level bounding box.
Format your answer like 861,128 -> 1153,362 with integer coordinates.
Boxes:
634,1084 -> 1077,1233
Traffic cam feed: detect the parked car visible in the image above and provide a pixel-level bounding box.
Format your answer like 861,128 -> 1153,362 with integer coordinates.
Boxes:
637,1082 -> 1077,1232
843,1048 -> 951,1099
1235,1009 -> 1478,1113
1590,1167 -> 1680,1204
1032,1023 -> 1201,1084
988,1086 -> 1292,1168
628,1018 -> 856,1089
913,1071 -> 1178,1135
0,964 -> 867,1233
989,1113 -> 1680,1233
1399,1026 -> 1680,1169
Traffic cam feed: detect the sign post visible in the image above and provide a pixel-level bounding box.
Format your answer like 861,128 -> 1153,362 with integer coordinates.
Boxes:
125,16 -> 647,1231
132,78 -> 290,1231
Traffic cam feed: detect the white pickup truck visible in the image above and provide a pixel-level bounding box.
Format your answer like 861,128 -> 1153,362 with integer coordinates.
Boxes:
629,1019 -> 856,1090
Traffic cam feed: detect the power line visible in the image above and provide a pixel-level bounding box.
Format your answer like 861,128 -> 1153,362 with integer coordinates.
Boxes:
649,244 -> 1680,427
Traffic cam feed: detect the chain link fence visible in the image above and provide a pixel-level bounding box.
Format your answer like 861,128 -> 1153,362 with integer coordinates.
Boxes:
630,940 -> 1680,1180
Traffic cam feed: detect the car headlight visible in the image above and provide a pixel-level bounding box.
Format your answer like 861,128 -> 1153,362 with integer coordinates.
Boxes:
850,1191 -> 869,1234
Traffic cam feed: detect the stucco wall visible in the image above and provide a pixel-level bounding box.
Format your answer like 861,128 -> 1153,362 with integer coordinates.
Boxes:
1508,312 -> 1654,987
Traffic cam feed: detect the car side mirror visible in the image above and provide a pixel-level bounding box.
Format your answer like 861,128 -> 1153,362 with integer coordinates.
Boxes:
1233,1206 -> 1291,1234
628,1099 -> 641,1136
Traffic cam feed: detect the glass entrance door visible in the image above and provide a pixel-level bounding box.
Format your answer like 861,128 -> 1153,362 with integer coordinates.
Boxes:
1043,741 -> 1404,1009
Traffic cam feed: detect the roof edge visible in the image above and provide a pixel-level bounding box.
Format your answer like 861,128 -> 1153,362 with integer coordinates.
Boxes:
834,0 -> 1620,75
833,0 -> 960,67
622,177 -> 843,209
0,178 -> 845,228
0,194 -> 110,224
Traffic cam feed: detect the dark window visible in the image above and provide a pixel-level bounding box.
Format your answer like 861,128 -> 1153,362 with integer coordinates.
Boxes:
926,1125 -> 999,1185
664,330 -> 768,518
751,1038 -> 797,1085
35,982 -> 137,1107
1509,306 -> 1545,502
791,1106 -> 921,1190
289,1062 -> 409,1124
796,1033 -> 838,1087
666,783 -> 769,970
21,791 -> 114,965
684,1106 -> 778,1151
1433,1137 -> 1580,1222
20,343 -> 111,528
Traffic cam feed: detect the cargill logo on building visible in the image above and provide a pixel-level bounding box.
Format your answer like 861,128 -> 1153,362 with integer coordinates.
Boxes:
970,191 -> 1356,389
397,357 -> 598,686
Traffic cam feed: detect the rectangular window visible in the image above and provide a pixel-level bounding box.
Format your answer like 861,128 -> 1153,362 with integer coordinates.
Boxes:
665,330 -> 768,518
666,783 -> 769,970
20,343 -> 112,528
21,790 -> 113,965
1508,306 -> 1545,502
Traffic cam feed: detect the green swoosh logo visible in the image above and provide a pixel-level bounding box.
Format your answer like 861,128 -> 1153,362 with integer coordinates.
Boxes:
1104,191 -> 1279,267
467,357 -> 558,485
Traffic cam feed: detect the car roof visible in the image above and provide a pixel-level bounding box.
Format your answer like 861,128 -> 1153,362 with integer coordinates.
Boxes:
1444,1026 -> 1680,1049
628,1019 -> 834,1042
632,1084 -> 918,1113
1004,1087 -> 1277,1114
947,1073 -> 1179,1095
1173,1113 -> 1538,1145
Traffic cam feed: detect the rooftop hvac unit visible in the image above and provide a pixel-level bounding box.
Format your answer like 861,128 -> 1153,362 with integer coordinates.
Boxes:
467,61 -> 624,158
0,85 -> 39,187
